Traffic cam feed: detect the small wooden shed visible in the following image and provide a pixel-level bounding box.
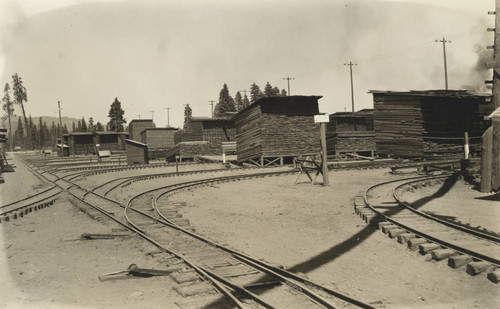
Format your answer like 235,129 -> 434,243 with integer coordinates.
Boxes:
141,127 -> 177,160
125,139 -> 148,165
371,90 -> 493,158
66,132 -> 94,155
233,96 -> 322,166
96,132 -> 128,152
128,119 -> 155,142
326,110 -> 375,156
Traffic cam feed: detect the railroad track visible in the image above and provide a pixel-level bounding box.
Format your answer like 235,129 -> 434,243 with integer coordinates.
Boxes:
20,156 -> 376,308
354,173 -> 500,284
0,184 -> 62,222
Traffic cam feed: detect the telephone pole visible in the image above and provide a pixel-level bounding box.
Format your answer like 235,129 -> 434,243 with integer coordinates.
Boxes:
57,101 -> 64,144
283,76 -> 295,96
344,61 -> 357,113
164,107 -> 171,127
208,100 -> 216,117
150,110 -> 154,121
435,37 -> 451,90
136,114 -> 141,119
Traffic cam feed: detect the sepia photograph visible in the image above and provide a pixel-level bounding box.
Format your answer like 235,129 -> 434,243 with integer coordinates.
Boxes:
0,0 -> 499,308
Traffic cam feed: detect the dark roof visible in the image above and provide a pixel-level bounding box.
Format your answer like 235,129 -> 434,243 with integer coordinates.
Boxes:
234,95 -> 323,118
140,127 -> 178,134
368,90 -> 490,98
130,119 -> 154,123
125,139 -> 148,147
190,117 -> 231,121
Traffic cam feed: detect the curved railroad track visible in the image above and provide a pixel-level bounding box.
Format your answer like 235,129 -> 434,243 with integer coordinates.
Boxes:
19,156 -> 375,308
0,185 -> 62,222
354,173 -> 500,283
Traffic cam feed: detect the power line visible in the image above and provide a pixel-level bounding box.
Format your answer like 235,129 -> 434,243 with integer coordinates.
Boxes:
344,61 -> 357,113
283,76 -> 295,95
208,100 -> 216,117
435,37 -> 451,90
164,107 -> 171,127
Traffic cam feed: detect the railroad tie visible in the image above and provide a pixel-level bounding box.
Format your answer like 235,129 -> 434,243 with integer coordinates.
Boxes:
387,228 -> 406,239
174,282 -> 216,297
382,225 -> 400,234
407,238 -> 428,251
419,243 -> 441,254
430,249 -> 458,261
486,269 -> 500,284
466,261 -> 492,276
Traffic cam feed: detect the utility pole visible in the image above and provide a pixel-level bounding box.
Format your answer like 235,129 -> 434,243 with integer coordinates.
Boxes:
57,101 -> 63,145
344,61 -> 357,113
208,100 -> 216,117
150,110 -> 154,121
435,37 -> 451,90
283,76 -> 295,96
164,107 -> 171,127
136,115 -> 141,119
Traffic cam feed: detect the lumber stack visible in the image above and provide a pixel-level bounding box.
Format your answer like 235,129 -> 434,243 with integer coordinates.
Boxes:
371,90 -> 493,158
234,96 -> 322,163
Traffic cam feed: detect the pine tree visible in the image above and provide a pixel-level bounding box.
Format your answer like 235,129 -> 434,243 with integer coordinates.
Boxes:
243,93 -> 250,108
14,116 -> 23,148
264,82 -> 274,97
72,121 -> 76,132
272,86 -> 281,96
81,117 -> 87,132
96,121 -> 104,132
250,83 -> 264,103
281,89 -> 287,96
108,97 -> 126,131
38,117 -> 44,147
184,104 -> 192,129
214,84 -> 236,117
28,115 -> 37,149
88,117 -> 95,133
77,120 -> 82,132
234,91 -> 243,112
2,83 -> 15,150
12,73 -> 29,147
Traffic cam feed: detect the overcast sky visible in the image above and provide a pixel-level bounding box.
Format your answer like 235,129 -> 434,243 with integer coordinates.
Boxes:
0,0 -> 495,128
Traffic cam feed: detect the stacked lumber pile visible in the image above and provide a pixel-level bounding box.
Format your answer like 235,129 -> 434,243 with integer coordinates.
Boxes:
234,96 -> 321,163
371,90 -> 493,158
128,120 -> 155,142
165,141 -> 220,161
70,133 -> 95,155
140,128 -> 177,149
326,112 -> 375,155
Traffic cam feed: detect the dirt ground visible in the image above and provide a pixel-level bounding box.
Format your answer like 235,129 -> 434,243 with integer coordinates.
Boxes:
1,155 -> 499,308
175,169 -> 500,309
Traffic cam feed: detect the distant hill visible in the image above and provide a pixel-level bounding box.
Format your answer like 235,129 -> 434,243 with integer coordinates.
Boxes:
1,116 -> 82,132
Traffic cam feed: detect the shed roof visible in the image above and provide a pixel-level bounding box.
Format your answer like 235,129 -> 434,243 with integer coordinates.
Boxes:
125,139 -> 148,148
129,119 -> 154,123
368,89 -> 490,99
234,95 -> 322,118
488,106 -> 500,119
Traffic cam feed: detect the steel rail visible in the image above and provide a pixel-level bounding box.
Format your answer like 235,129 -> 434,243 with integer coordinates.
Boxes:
363,174 -> 500,267
393,179 -> 500,243
0,185 -> 59,209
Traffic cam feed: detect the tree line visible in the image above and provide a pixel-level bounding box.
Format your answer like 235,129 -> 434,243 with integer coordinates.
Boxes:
213,82 -> 287,117
2,72 -> 127,151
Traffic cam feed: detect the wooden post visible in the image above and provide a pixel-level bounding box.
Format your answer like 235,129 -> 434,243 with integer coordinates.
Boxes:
493,118 -> 500,191
481,127 -> 493,192
320,122 -> 329,186
175,155 -> 179,175
464,131 -> 469,159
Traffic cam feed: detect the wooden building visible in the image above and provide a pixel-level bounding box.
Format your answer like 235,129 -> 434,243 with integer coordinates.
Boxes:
63,132 -> 127,155
66,132 -> 95,155
128,119 -> 155,142
481,107 -> 500,192
234,96 -> 322,166
125,139 -> 148,165
326,110 -> 375,156
141,127 -> 177,160
165,141 -> 220,162
174,117 -> 235,145
96,132 -> 128,152
371,90 -> 493,158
